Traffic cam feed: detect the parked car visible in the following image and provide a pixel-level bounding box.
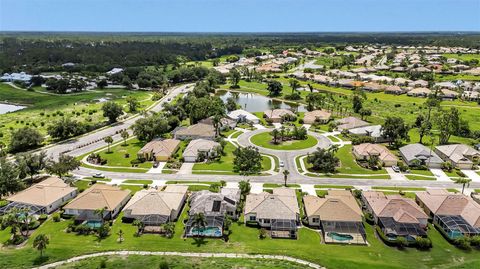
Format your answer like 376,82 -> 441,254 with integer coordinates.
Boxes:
279,161 -> 285,167
391,166 -> 400,173
153,162 -> 159,168
92,173 -> 105,178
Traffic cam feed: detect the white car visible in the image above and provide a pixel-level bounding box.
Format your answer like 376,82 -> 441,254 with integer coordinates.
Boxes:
279,161 -> 285,167
92,173 -> 105,178
391,166 -> 401,173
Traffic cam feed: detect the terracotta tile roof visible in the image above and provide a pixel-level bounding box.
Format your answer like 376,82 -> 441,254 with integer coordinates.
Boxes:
304,191 -> 362,222
353,143 -> 398,163
245,187 -> 299,220
364,191 -> 427,224
123,186 -> 187,216
64,184 -> 130,211
7,177 -> 77,207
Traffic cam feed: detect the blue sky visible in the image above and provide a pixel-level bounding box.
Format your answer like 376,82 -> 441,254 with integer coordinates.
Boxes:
1,0 -> 479,32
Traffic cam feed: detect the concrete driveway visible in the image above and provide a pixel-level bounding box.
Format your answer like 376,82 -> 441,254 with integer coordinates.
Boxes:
178,162 -> 195,175
461,170 -> 480,182
430,169 -> 451,182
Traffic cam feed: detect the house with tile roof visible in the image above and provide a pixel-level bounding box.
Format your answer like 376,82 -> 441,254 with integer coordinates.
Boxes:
303,110 -> 331,124
263,109 -> 296,123
122,185 -> 188,226
352,143 -> 398,167
304,190 -> 366,244
334,117 -> 369,131
416,189 -> 480,239
435,144 -> 480,169
399,143 -> 443,168
182,139 -> 220,163
137,138 -> 180,162
0,177 -> 77,215
63,184 -> 131,221
362,191 -> 428,240
244,188 -> 299,239
173,123 -> 216,141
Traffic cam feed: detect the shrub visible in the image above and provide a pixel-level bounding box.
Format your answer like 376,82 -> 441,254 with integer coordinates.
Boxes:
415,237 -> 432,249
455,237 -> 471,250
38,214 -> 48,221
52,213 -> 61,222
259,228 -> 267,239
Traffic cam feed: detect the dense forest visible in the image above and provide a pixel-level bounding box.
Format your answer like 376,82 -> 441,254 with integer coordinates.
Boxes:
1,32 -> 479,73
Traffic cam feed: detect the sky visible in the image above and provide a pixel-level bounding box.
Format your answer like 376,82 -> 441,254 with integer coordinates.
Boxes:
1,0 -> 479,32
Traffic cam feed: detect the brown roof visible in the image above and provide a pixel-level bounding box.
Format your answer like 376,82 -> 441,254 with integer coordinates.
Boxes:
64,184 -> 131,211
416,190 -> 480,228
353,143 -> 398,163
175,123 -> 215,137
364,191 -> 427,223
303,110 -> 331,123
304,191 -> 362,222
7,177 -> 77,207
123,185 -> 187,216
263,109 -> 295,120
138,139 -> 180,157
245,187 -> 299,220
335,117 -> 369,130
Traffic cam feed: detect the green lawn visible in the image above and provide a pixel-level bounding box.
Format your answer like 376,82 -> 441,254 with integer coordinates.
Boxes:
99,138 -> 152,169
405,175 -> 436,181
314,184 -> 354,189
166,181 -> 215,185
193,142 -> 273,174
54,255 -> 307,269
119,185 -> 145,194
316,190 -> 329,197
334,145 -> 386,175
250,132 -> 317,150
1,204 -> 480,269
122,180 -> 153,185
0,83 -> 153,146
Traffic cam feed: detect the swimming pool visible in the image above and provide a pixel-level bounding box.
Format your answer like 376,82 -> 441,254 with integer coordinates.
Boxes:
327,232 -> 354,241
189,227 -> 222,237
84,220 -> 103,228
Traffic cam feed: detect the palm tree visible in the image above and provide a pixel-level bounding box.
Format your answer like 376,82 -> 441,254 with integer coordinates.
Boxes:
121,130 -> 129,146
191,213 -> 207,237
133,220 -> 144,236
94,207 -> 106,223
117,229 -> 124,243
283,170 -> 290,187
163,222 -> 175,238
289,79 -> 300,94
33,234 -> 49,257
455,177 -> 472,194
271,129 -> 280,144
104,136 -> 113,153
280,126 -> 286,142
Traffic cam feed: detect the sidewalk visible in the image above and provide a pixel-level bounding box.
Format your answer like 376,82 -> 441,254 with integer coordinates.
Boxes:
429,168 -> 451,182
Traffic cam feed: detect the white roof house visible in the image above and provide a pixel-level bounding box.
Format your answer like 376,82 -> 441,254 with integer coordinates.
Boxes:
106,68 -> 124,75
1,72 -> 32,82
227,109 -> 260,124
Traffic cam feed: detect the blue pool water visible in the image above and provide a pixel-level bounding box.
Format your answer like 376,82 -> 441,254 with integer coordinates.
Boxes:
85,220 -> 103,228
327,232 -> 354,241
190,227 -> 222,237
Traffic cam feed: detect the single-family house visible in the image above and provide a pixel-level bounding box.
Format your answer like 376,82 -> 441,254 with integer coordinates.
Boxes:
363,82 -> 385,92
348,125 -> 388,143
182,139 -> 220,162
435,144 -> 480,169
362,191 -> 428,240
185,189 -> 239,237
106,68 -> 123,75
440,89 -> 459,100
399,143 -> 443,168
63,184 -> 131,221
0,72 -> 32,82
335,117 -> 370,131
244,188 -> 299,239
199,116 -> 237,130
384,85 -> 405,95
303,110 -> 331,124
352,143 -> 398,167
416,189 -> 480,239
0,177 -> 77,215
407,87 -> 431,97
263,109 -> 296,123
137,139 -> 180,162
304,190 -> 366,244
173,123 -> 216,140
122,185 -> 188,226
227,109 -> 260,124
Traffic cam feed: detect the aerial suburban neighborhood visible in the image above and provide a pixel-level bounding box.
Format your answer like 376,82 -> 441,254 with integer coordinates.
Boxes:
0,1 -> 480,268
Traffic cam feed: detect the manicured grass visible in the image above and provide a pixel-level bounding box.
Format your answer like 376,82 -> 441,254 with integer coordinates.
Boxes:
187,185 -> 211,192
122,180 -> 153,185
0,83 -> 152,146
405,175 -> 436,181
263,183 -> 300,188
408,169 -> 434,176
327,135 -> 340,142
442,53 -> 480,63
54,255 -> 307,269
81,162 -> 149,173
372,186 -> 426,191
316,190 -> 328,197
99,138 -> 152,169
119,185 -> 145,194
314,185 -> 354,189
231,131 -> 243,139
74,180 -> 91,192
192,142 -> 272,174
250,132 -> 317,150
383,191 -> 416,200
447,188 -> 459,193
1,204 -> 480,269
82,177 -> 112,182
305,173 -> 390,179
335,145 -> 386,174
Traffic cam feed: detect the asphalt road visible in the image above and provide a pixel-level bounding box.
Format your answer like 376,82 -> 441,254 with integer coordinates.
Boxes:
40,84 -> 193,160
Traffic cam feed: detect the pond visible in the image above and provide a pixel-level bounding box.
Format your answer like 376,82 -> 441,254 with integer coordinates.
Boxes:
216,90 -> 306,112
0,103 -> 26,114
